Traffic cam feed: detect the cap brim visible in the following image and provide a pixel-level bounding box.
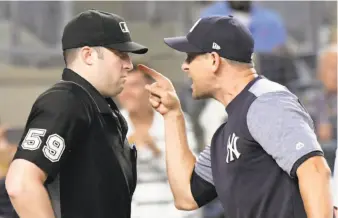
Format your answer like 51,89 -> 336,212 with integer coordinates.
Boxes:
106,41 -> 148,54
164,36 -> 202,53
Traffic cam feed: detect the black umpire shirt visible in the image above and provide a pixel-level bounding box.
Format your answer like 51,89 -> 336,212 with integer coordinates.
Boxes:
190,76 -> 324,218
12,68 -> 137,218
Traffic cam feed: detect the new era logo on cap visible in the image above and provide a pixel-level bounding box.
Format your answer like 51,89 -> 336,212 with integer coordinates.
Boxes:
212,42 -> 221,50
119,22 -> 130,33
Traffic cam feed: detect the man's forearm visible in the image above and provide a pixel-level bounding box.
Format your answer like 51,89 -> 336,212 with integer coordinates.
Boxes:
298,163 -> 332,218
164,110 -> 196,201
9,182 -> 55,218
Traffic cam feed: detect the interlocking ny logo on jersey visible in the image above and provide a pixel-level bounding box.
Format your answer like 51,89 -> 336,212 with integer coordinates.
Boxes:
226,133 -> 241,163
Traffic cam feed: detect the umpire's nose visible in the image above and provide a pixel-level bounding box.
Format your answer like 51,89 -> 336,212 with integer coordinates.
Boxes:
124,56 -> 133,72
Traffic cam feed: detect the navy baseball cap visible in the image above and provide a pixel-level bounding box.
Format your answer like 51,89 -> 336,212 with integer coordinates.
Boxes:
62,9 -> 148,54
164,16 -> 254,63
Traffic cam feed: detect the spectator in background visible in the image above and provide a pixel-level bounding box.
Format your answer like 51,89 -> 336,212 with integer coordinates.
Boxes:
316,26 -> 337,143
199,99 -> 226,148
200,1 -> 287,53
314,26 -> 337,173
117,63 -> 201,218
0,124 -> 16,218
0,125 -> 16,180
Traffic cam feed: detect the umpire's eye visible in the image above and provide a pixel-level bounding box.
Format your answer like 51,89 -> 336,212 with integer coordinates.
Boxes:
115,51 -> 130,60
185,53 -> 204,64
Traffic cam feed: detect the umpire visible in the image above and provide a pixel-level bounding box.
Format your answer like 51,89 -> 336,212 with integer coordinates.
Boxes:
5,9 -> 147,218
140,16 -> 333,218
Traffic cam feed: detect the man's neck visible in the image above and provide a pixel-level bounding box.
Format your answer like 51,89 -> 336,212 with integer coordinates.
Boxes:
214,69 -> 258,107
67,66 -> 104,95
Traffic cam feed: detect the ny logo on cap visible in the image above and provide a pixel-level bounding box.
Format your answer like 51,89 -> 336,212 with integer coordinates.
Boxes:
119,22 -> 130,33
190,18 -> 201,32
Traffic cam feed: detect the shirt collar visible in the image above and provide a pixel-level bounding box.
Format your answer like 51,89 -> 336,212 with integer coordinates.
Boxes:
225,75 -> 262,115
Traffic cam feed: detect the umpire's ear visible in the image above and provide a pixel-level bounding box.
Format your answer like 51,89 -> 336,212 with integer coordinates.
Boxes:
80,46 -> 95,66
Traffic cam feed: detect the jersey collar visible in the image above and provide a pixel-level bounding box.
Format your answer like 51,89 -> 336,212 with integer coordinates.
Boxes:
225,75 -> 262,115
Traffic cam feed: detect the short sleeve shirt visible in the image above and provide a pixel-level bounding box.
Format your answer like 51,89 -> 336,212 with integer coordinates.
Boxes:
12,69 -> 136,218
192,76 -> 323,218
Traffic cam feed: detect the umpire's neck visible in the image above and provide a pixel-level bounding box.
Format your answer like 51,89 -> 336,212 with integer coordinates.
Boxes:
213,60 -> 258,107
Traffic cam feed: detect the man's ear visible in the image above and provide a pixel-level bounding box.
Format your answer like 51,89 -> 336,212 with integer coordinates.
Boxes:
210,52 -> 222,74
80,46 -> 94,66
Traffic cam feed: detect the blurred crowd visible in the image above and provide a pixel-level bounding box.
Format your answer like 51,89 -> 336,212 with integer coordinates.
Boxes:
0,1 -> 337,218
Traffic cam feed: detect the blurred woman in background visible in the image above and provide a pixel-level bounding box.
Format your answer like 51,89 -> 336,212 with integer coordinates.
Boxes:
117,62 -> 201,218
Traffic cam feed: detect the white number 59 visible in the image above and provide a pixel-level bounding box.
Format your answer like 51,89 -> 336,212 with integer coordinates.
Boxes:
21,128 -> 65,162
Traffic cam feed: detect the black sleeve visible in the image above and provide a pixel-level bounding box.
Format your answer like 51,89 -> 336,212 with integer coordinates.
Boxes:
190,169 -> 217,208
13,90 -> 90,183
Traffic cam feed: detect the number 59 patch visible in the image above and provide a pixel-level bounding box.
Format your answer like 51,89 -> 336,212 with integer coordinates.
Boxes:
21,128 -> 65,163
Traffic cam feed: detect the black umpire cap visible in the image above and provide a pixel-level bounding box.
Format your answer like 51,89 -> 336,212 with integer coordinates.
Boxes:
164,15 -> 254,63
62,9 -> 148,54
